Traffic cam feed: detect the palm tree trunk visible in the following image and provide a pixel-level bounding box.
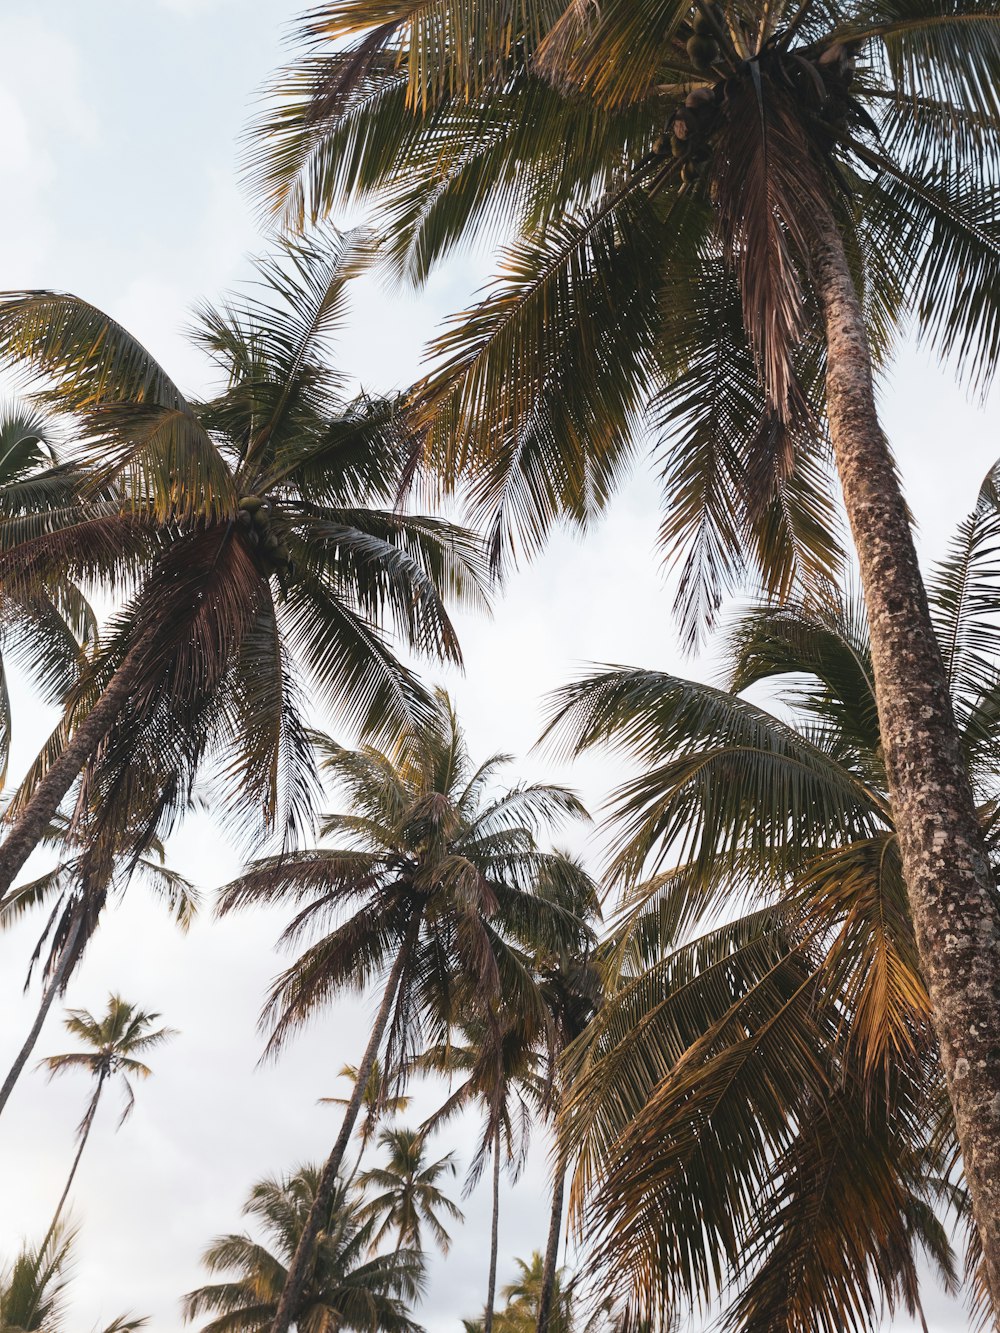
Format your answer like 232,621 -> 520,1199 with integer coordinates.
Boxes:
40,1070 -> 104,1255
269,914 -> 421,1333
0,903 -> 83,1120
536,1151 -> 566,1333
812,198 -> 1000,1314
484,1121 -> 502,1333
0,625 -> 158,907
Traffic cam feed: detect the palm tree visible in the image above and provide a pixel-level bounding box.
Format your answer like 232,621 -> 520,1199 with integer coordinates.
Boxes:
0,1224 -> 146,1333
182,1166 -> 423,1333
0,231 -> 487,900
465,1252 -> 621,1333
0,824 -> 196,1119
218,691 -> 595,1333
531,943 -> 603,1333
356,1126 -> 464,1253
251,1 -> 1000,1296
421,1015 -> 549,1333
38,996 -> 175,1254
540,474 -> 1000,1327
319,1058 -> 411,1168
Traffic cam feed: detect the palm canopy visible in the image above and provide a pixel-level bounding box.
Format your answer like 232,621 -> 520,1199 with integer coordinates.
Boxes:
535,476 -> 1000,1328
182,1166 -> 424,1333
218,689 -> 596,1066
0,1224 -> 146,1333
0,406 -> 95,785
0,230 -> 489,867
249,0 -> 1000,635
355,1126 -> 464,1253
41,994 -> 176,1127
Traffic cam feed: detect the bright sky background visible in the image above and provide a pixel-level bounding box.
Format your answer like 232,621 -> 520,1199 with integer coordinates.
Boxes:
0,4 -> 995,1331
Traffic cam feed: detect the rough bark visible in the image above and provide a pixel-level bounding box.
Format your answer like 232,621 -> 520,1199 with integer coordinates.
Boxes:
269,915 -> 420,1333
536,1153 -> 566,1333
41,1071 -> 104,1256
0,625 -> 158,909
812,198 -> 1000,1317
484,1120 -> 502,1333
0,904 -> 83,1119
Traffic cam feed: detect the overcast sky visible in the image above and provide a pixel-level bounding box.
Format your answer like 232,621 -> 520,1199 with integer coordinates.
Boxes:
0,4 -> 995,1331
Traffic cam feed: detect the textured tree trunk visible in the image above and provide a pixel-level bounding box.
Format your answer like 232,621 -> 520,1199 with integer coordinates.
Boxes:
0,625 -> 158,908
483,1120 -> 502,1333
269,915 -> 420,1333
41,1071 -> 104,1255
812,199 -> 1000,1318
536,1151 -> 566,1333
0,904 -> 83,1119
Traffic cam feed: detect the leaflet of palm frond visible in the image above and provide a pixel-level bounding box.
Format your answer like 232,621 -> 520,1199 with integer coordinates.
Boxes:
541,666 -> 883,887
726,600 -> 883,762
651,259 -> 843,646
856,150 -> 1000,396
560,908 -> 809,1203
581,945 -> 833,1314
414,192 -> 671,573
723,1075 -> 954,1333
927,459 -> 1000,736
0,291 -> 187,410
76,400 -> 238,524
796,836 -> 935,1082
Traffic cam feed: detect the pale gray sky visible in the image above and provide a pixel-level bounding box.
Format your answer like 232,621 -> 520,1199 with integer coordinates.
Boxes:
0,4 -> 995,1331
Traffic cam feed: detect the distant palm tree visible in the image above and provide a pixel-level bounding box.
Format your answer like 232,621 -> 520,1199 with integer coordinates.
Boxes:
465,1252 -> 614,1333
182,1166 -> 423,1333
320,1058 -> 411,1167
0,1223 -> 146,1333
38,996 -> 175,1253
218,691 -> 595,1333
0,232 -> 487,902
356,1126 -> 463,1254
421,1017 -> 546,1333
0,828 -> 196,1120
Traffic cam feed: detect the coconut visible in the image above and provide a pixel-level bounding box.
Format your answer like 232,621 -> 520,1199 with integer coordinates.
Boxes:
686,33 -> 718,69
692,11 -> 716,35
238,495 -> 263,512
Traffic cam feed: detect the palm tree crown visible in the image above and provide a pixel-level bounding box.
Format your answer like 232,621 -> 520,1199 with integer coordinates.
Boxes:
0,231 -> 488,898
250,0 -> 999,624
356,1126 -> 464,1254
182,1167 -> 424,1333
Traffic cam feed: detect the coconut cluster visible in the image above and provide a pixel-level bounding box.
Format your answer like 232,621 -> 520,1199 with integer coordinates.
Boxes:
236,495 -> 294,578
653,81 -> 721,189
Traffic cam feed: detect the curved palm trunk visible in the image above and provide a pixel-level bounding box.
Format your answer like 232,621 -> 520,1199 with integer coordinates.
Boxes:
0,904 -> 84,1119
484,1121 -> 502,1333
536,1150 -> 566,1333
812,199 -> 1000,1313
269,915 -> 421,1333
0,625 -> 158,908
41,1070 -> 105,1256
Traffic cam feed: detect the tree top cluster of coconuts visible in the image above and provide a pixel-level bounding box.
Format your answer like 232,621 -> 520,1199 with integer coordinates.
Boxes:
237,495 -> 294,586
648,5 -> 861,192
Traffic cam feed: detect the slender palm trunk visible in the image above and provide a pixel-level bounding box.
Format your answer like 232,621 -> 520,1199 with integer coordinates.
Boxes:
536,1150 -> 566,1333
269,915 -> 421,1333
41,1071 -> 105,1256
484,1121 -> 502,1333
812,198 -> 1000,1314
0,905 -> 83,1119
0,625 -> 158,908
